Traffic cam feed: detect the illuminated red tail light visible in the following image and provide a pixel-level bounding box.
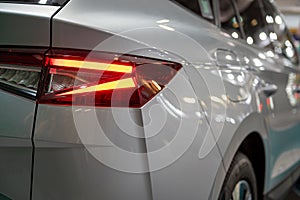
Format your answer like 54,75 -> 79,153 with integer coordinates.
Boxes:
38,49 -> 182,107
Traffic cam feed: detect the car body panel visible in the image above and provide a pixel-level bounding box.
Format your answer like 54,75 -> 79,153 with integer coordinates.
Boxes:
182,30 -> 272,195
49,1 -> 226,199
0,3 -> 58,46
0,0 -> 300,199
141,70 -> 223,200
0,91 -> 34,199
48,0 -> 300,198
249,57 -> 300,189
32,105 -> 153,199
0,3 -> 58,199
32,61 -> 223,200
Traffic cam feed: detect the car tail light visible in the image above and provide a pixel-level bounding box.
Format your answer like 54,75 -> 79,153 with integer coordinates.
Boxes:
38,49 -> 182,107
0,48 -> 44,96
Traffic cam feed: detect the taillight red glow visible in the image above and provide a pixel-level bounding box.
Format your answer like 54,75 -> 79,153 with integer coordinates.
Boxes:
58,78 -> 136,96
38,49 -> 182,107
49,58 -> 133,73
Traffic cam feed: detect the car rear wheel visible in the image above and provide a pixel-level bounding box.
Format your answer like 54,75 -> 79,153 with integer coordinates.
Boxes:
219,152 -> 258,200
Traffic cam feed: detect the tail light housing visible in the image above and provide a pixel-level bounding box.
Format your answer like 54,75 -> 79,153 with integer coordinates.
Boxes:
38,49 -> 182,107
0,48 -> 44,97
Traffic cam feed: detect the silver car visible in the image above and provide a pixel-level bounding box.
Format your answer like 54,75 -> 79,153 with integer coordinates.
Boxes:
0,0 -> 300,199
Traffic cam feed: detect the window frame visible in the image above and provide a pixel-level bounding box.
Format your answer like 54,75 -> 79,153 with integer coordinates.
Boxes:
170,0 -> 216,25
215,0 -> 300,67
261,0 -> 300,65
234,0 -> 271,47
216,0 -> 245,40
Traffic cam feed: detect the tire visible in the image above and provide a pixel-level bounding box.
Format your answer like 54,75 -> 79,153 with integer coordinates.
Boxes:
219,152 -> 258,200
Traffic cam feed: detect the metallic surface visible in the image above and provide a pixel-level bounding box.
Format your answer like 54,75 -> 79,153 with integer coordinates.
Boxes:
0,91 -> 34,199
0,3 -> 58,46
232,180 -> 252,200
0,0 -> 300,199
0,3 -> 56,199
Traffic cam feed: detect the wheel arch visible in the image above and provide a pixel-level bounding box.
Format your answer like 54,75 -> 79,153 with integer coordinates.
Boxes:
210,113 -> 270,200
238,132 -> 266,199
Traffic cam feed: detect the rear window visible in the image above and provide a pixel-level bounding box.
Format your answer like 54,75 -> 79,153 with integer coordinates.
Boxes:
172,0 -> 214,23
220,0 -> 243,39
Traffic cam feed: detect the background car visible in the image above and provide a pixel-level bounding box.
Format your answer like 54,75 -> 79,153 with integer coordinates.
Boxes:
0,0 -> 300,199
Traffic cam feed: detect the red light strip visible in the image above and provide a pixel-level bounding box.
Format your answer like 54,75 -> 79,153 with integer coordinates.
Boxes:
58,78 -> 136,96
49,58 -> 133,73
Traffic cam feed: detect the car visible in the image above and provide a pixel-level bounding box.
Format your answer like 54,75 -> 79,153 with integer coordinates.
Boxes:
0,0 -> 300,199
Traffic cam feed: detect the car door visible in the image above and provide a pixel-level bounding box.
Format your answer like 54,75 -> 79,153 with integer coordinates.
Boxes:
0,2 -> 59,199
192,0 -> 300,195
234,0 -> 300,191
260,0 -> 300,190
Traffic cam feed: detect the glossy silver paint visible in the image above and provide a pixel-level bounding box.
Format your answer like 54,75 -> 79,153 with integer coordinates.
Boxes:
0,0 -> 300,199
0,3 -> 58,199
48,0 -> 300,198
0,3 -> 58,46
0,91 -> 33,200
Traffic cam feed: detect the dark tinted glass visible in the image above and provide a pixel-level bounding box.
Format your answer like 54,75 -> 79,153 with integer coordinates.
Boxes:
220,0 -> 243,39
174,0 -> 201,14
236,0 -> 271,48
173,0 -> 214,22
262,0 -> 299,65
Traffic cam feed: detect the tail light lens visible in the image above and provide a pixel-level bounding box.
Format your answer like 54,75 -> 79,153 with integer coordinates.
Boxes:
0,48 -> 44,97
38,49 -> 182,107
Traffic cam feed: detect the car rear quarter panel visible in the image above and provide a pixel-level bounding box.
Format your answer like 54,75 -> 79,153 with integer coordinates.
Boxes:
0,3 -> 58,46
42,0 -> 276,199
